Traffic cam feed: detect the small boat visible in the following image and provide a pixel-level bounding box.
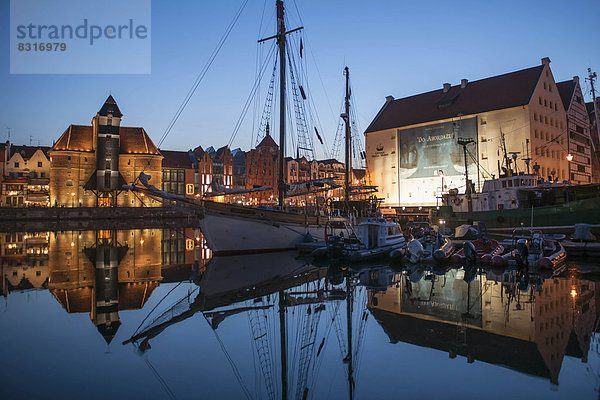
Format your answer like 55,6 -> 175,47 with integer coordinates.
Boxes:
312,218 -> 405,262
450,238 -> 504,265
392,222 -> 454,263
491,228 -> 567,269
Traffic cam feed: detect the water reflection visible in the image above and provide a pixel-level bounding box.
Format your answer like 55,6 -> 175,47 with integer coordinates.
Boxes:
366,265 -> 592,385
1,230 -> 599,399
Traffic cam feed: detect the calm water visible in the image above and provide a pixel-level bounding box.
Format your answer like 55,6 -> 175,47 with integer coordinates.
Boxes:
1,228 -> 599,399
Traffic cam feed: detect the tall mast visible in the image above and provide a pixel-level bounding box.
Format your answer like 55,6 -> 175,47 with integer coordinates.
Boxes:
344,66 -> 351,201
277,0 -> 286,208
346,277 -> 354,400
279,289 -> 288,400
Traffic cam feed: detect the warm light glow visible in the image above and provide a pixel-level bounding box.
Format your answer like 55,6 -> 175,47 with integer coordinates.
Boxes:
140,239 -> 144,245
71,241 -> 75,247
566,153 -> 574,162
571,289 -> 577,298
71,192 -> 75,196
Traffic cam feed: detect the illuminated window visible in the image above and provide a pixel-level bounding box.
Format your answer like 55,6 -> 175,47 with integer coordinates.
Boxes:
186,184 -> 194,195
186,239 -> 194,250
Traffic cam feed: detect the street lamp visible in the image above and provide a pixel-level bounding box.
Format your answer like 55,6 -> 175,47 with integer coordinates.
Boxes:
566,154 -> 573,184
71,192 -> 75,207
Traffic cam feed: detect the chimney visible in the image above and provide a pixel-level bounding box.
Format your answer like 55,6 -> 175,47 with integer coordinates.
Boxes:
385,95 -> 395,103
573,76 -> 579,83
541,57 -> 551,66
460,79 -> 468,89
443,83 -> 451,93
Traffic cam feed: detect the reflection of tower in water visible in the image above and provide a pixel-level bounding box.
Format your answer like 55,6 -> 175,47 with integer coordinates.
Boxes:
84,231 -> 128,343
48,229 -> 162,344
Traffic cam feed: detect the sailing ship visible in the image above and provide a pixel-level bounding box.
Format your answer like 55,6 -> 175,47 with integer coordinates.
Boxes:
126,1 -> 376,256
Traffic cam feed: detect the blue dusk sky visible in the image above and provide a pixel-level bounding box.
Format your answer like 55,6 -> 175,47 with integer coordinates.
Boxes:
0,0 -> 599,159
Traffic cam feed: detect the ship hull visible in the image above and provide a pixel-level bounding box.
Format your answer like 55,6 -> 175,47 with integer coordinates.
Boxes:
199,202 -> 325,256
432,196 -> 600,229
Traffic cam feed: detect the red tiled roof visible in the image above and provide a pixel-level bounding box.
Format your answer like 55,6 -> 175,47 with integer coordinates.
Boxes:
10,145 -> 51,159
257,135 -> 278,149
51,125 -> 161,155
161,150 -> 192,169
365,65 -> 544,133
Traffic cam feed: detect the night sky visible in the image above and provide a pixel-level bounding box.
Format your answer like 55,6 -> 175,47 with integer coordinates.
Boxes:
1,0 -> 599,159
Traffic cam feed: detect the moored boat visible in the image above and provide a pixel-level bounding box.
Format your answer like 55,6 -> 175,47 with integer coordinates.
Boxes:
312,218 -> 405,262
491,228 -> 567,269
450,238 -> 504,265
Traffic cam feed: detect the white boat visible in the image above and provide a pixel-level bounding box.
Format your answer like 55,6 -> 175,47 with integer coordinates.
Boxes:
312,218 -> 405,261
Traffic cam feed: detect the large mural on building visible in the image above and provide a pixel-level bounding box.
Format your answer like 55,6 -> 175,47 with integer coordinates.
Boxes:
397,117 -> 477,205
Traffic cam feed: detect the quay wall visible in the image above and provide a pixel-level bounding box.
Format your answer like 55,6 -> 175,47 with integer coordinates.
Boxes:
0,206 -> 202,232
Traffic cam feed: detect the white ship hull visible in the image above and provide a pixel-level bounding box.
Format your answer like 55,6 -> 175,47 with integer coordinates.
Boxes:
199,208 -> 325,256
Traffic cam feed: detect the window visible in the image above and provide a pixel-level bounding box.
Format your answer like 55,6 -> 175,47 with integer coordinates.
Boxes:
576,96 -> 582,104
186,184 -> 194,195
14,162 -> 19,168
544,82 -> 547,90
549,101 -> 552,108
535,130 -> 539,138
539,97 -> 542,105
544,99 -> 547,107
38,161 -> 42,167
67,156 -> 71,160
534,113 -> 538,121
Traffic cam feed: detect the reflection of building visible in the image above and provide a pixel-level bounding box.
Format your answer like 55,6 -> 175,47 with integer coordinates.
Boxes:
1,231 -> 49,296
366,58 -> 569,206
368,269 -> 590,384
49,96 -> 163,207
48,229 -> 162,343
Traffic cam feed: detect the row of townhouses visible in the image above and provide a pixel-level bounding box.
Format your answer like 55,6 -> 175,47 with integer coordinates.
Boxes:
0,96 -> 364,207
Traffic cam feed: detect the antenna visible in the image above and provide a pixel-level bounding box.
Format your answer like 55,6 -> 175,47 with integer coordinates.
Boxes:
30,135 -> 33,146
587,68 -> 600,146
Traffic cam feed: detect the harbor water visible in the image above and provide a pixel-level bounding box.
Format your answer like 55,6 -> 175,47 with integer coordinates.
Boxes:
0,227 -> 599,399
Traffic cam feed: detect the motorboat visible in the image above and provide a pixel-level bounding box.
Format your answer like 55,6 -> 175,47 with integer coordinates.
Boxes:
312,218 -> 405,262
491,228 -> 567,270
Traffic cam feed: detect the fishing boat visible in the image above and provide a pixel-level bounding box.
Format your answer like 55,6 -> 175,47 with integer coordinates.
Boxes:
431,172 -> 600,230
491,228 -> 567,269
312,218 -> 405,261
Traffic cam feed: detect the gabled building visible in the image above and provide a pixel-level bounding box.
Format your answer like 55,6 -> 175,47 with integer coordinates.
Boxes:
231,148 -> 246,189
206,145 -> 233,189
1,145 -> 51,207
161,150 -> 195,196
192,146 -> 213,196
49,96 -> 163,207
246,133 -> 278,204
557,77 -> 594,184
365,57 -> 568,206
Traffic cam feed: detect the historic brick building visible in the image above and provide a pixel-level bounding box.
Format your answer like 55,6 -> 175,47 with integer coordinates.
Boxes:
557,77 -> 594,184
49,96 -> 163,207
192,146 -> 213,196
246,134 -> 279,204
